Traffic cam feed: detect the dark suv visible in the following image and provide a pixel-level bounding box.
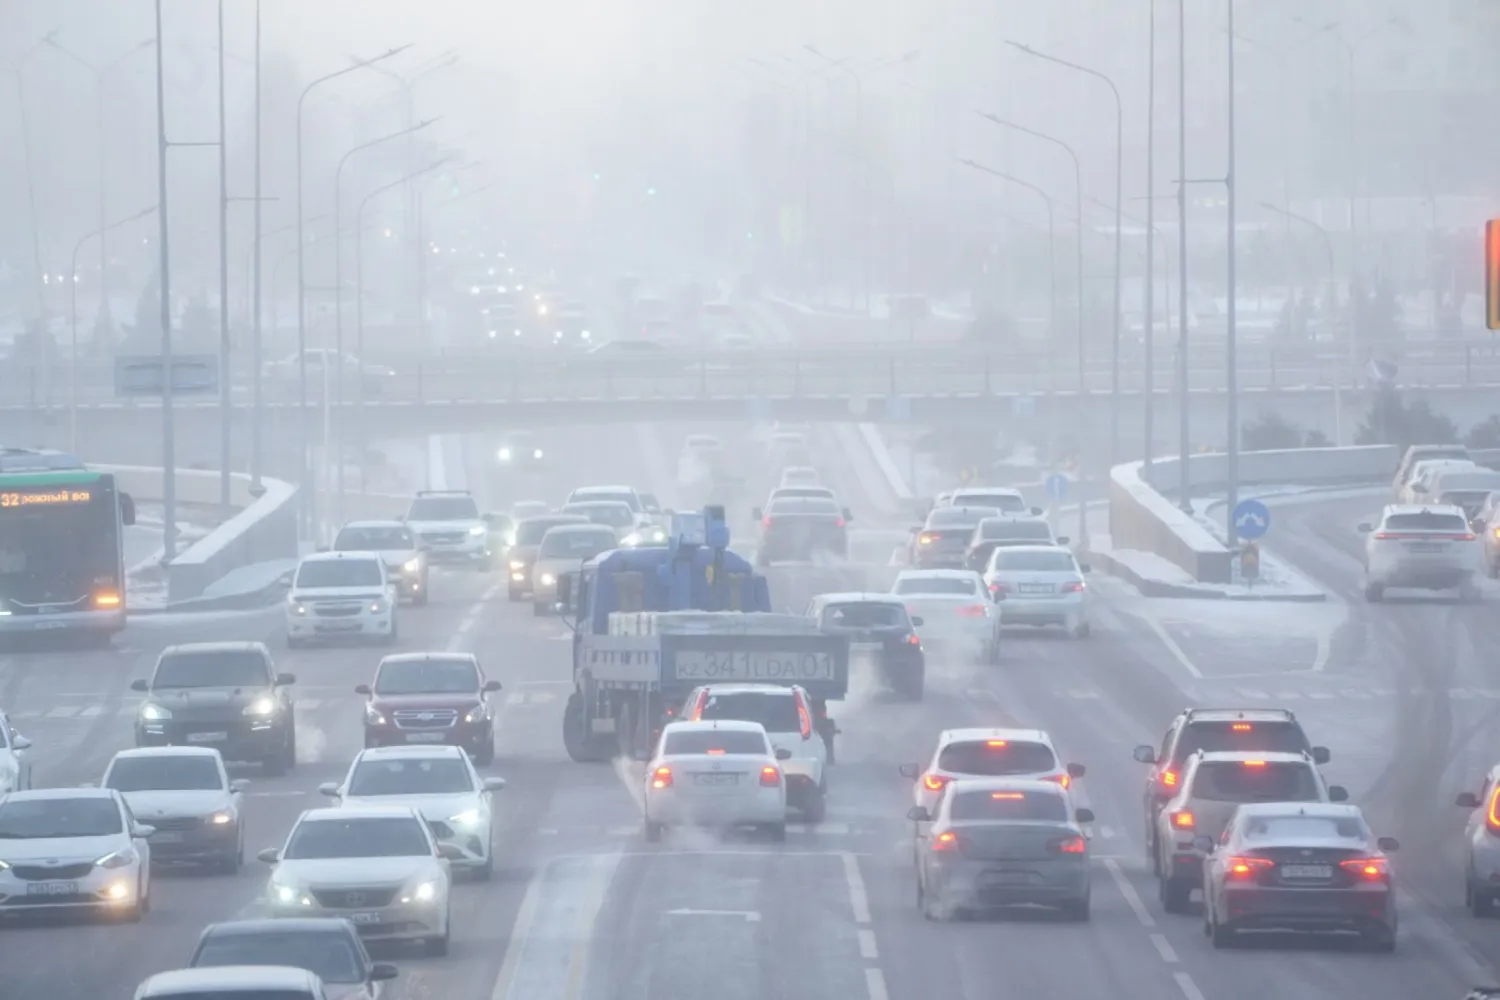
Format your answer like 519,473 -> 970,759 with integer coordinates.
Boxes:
808,592 -> 925,701
1131,707 -> 1330,872
358,652 -> 502,765
131,642 -> 297,775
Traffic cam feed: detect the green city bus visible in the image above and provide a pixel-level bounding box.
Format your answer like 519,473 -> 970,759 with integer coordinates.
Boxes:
0,448 -> 137,640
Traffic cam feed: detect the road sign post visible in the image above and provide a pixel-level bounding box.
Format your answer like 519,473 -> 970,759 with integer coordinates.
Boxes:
1231,498 -> 1270,541
1044,473 -> 1069,503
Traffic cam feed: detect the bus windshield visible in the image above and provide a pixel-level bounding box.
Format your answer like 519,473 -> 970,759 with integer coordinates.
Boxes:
0,474 -> 122,610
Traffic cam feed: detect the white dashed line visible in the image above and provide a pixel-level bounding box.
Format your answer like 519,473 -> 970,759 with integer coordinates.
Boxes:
863,968 -> 889,1000
1150,932 -> 1178,963
857,928 -> 878,960
1174,971 -> 1207,1000
841,851 -> 871,924
1103,857 -> 1156,929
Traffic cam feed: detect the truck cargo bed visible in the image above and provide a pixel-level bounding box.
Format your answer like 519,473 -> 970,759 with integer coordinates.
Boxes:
579,631 -> 850,700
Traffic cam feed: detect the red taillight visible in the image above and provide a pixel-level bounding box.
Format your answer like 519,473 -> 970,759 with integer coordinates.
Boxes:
986,740 -> 1008,747
1231,723 -> 1252,732
1486,786 -> 1500,832
990,792 -> 1025,800
690,689 -> 709,721
651,766 -> 672,788
1225,856 -> 1273,880
794,690 -> 812,740
1053,835 -> 1087,854
760,765 -> 782,787
762,517 -> 772,527
1339,857 -> 1389,879
1171,810 -> 1195,829
922,773 -> 948,792
94,590 -> 122,609
835,517 -> 846,528
1242,760 -> 1267,768
1492,527 -> 1500,540
956,604 -> 988,617
1041,772 -> 1072,790
1061,581 -> 1085,594
1160,770 -> 1178,788
989,582 -> 1010,595
932,831 -> 961,852
905,633 -> 921,646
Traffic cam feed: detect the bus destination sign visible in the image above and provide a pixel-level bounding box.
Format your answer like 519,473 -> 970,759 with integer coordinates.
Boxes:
0,488 -> 94,508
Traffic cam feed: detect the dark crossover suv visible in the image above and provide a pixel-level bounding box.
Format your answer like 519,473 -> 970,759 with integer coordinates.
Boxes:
358,652 -> 503,765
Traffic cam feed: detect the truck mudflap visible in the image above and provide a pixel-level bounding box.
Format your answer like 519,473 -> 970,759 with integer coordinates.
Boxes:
658,632 -> 850,701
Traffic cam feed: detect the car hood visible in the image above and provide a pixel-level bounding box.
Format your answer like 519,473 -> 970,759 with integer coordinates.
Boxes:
339,794 -> 481,821
0,833 -> 128,863
290,586 -> 387,602
277,856 -> 442,887
408,520 -> 483,534
121,789 -> 234,818
368,693 -> 481,711
148,687 -> 265,710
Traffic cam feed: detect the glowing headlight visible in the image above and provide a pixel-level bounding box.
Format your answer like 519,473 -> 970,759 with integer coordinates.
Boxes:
289,600 -> 309,616
139,703 -> 171,721
469,286 -> 480,295
540,573 -> 556,586
509,559 -> 526,570
622,533 -> 642,547
273,882 -> 312,906
242,697 -> 277,717
464,706 -> 486,723
412,880 -> 438,903
0,860 -> 11,871
581,330 -> 591,339
497,447 -> 513,462
488,330 -> 497,338
403,558 -> 420,573
650,529 -> 666,542
95,848 -> 137,869
537,304 -> 548,315
209,811 -> 234,825
449,809 -> 483,829
365,704 -> 387,725
469,525 -> 486,537
533,448 -> 544,460
369,600 -> 386,614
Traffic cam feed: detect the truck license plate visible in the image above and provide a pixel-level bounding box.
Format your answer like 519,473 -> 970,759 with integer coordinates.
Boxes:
26,881 -> 77,896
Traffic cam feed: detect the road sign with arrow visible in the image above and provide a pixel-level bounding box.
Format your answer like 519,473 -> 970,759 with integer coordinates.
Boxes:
1232,498 -> 1270,541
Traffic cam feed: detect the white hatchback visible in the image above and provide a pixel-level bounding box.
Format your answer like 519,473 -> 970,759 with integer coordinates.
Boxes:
643,720 -> 789,842
982,544 -> 1092,638
890,569 -> 1001,663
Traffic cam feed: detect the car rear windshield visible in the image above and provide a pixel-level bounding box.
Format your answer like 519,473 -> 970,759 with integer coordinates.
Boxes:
821,602 -> 908,628
295,559 -> 383,589
955,493 -> 1028,514
1239,815 -> 1369,843
106,755 -> 222,792
571,490 -> 640,512
348,758 -> 474,796
153,650 -> 270,690
663,730 -> 768,755
563,503 -> 634,528
937,740 -> 1058,776
1440,490 -> 1492,511
406,495 -> 479,521
990,550 -> 1075,572
193,932 -> 364,984
773,488 -> 834,501
768,498 -> 840,516
516,517 -> 585,545
894,576 -> 980,596
1174,721 -> 1308,760
1190,761 -> 1321,802
0,797 -> 121,838
927,507 -> 998,528
284,816 -> 430,859
374,658 -> 479,695
979,519 -> 1053,541
540,529 -> 617,558
694,692 -> 800,733
1382,512 -> 1470,532
950,789 -> 1068,822
334,526 -> 413,551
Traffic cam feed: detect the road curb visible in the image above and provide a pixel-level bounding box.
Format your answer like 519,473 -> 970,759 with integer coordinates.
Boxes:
128,569 -> 293,615
1090,549 -> 1327,602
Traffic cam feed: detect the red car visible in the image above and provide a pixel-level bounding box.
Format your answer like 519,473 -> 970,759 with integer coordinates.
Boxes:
356,652 -> 502,765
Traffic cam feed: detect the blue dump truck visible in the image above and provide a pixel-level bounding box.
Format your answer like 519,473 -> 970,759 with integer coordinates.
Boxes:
555,506 -> 850,762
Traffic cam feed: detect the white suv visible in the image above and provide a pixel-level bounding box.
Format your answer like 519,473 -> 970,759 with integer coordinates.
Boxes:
681,684 -> 828,822
404,490 -> 492,570
900,728 -> 1084,820
286,552 -> 397,648
1153,749 -> 1347,913
1358,504 -> 1482,602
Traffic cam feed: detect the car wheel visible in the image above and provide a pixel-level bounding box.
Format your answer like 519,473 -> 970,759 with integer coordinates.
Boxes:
286,635 -> 304,650
507,588 -> 523,602
1363,926 -> 1396,953
1460,578 -> 1483,603
985,639 -> 1001,665
1158,875 -> 1191,914
920,878 -> 946,921
1072,622 -> 1091,639
1209,912 -> 1235,948
426,922 -> 450,957
414,586 -> 429,607
802,788 -> 827,824
219,848 -> 242,876
474,736 -> 496,767
1470,880 -> 1495,917
644,820 -> 665,843
384,618 -> 399,645
1489,559 -> 1499,580
1060,894 -> 1090,922
475,852 -> 494,881
1363,582 -> 1384,602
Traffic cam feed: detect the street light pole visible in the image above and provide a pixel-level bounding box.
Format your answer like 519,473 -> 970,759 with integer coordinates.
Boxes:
216,0 -> 232,513
1225,0 -> 1240,546
1145,0 -> 1158,479
1006,43 -> 1124,468
1176,0 -> 1190,510
250,0 -> 264,492
1,39 -> 51,330
152,0 -> 177,559
295,46 -> 411,541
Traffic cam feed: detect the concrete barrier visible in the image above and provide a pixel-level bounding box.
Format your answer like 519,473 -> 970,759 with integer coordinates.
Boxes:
1109,445 -> 1400,583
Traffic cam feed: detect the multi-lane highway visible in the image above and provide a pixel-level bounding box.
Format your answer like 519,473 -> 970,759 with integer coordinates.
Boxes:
7,411 -> 1500,1000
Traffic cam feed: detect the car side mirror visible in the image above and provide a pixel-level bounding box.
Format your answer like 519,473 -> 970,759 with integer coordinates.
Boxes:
133,824 -> 156,839
1328,785 -> 1349,802
484,680 -> 503,692
1377,836 -> 1400,852
318,782 -> 341,797
1357,522 -> 1374,533
11,735 -> 31,751
1132,745 -> 1156,764
275,673 -> 296,686
751,507 -> 763,522
1457,791 -> 1481,809
482,777 -> 507,792
130,679 -> 148,693
842,508 -> 853,521
257,848 -> 280,864
436,842 -> 464,861
775,749 -> 792,761
907,806 -> 931,822
1079,564 -> 1092,573
1311,746 -> 1331,765
355,683 -> 372,695
910,616 -> 924,627
1055,536 -> 1070,546
898,763 -> 920,780
229,779 -> 249,793
1410,483 -> 1428,494
370,964 -> 399,982
1066,762 -> 1086,778
1074,807 -> 1095,824
1191,835 -> 1215,854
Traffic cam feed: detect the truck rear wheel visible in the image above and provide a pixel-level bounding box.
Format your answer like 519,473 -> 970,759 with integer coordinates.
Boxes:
563,692 -> 610,762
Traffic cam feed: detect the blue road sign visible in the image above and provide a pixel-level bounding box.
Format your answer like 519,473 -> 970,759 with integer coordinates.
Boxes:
1044,473 -> 1069,501
1232,498 -> 1271,540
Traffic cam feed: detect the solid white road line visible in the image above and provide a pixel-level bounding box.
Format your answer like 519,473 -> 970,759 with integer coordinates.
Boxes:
1104,857 -> 1156,929
1174,971 -> 1208,1000
842,851 -> 871,924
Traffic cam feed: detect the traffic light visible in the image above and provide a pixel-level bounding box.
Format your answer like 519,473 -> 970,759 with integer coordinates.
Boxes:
1487,219 -> 1500,330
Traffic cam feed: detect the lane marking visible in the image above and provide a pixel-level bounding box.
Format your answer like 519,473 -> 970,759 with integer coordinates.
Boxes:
864,968 -> 889,1000
563,854 -> 618,1000
1174,972 -> 1207,1000
1142,617 -> 1202,679
1103,857 -> 1156,928
665,908 -> 760,922
1150,932 -> 1178,963
842,851 -> 871,924
488,862 -> 546,1000
857,928 -> 878,960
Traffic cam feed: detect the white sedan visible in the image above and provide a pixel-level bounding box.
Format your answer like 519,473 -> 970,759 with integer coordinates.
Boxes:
0,711 -> 33,793
891,569 -> 1001,663
643,720 -> 789,842
981,544 -> 1093,638
0,787 -> 153,920
319,745 -> 505,879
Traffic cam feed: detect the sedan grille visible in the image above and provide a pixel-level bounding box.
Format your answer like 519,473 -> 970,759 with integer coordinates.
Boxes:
311,887 -> 398,908
146,816 -> 202,832
423,532 -> 467,545
314,603 -> 363,618
393,709 -> 458,730
11,862 -> 94,881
